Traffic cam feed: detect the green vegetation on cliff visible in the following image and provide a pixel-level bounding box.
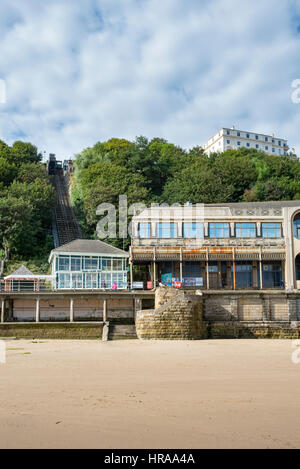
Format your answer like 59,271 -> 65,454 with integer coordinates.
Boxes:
0,139 -> 55,276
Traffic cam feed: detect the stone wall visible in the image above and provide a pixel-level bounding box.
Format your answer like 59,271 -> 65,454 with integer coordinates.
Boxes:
136,288 -> 204,340
0,322 -> 103,339
136,288 -> 300,340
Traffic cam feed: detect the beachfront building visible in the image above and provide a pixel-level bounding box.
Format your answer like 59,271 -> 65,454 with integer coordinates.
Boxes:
130,201 -> 300,291
49,239 -> 128,290
202,126 -> 293,157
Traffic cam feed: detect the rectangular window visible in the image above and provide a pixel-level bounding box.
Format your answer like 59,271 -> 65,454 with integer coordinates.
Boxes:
265,146 -> 268,150
227,130 -> 230,135
265,137 -> 268,142
256,144 -> 259,149
183,222 -> 204,238
237,141 -> 241,146
71,273 -> 82,289
246,143 -> 250,147
237,132 -> 240,136
262,223 -> 282,238
255,135 -> 259,140
113,258 -> 123,271
209,223 -> 230,238
100,273 -> 112,289
262,263 -> 282,288
83,257 -> 98,271
157,223 -> 177,238
57,273 -> 70,289
85,273 -> 98,289
102,258 -> 112,271
235,223 -> 256,238
58,256 -> 70,271
246,134 -> 250,138
227,140 -> 230,144
71,256 -> 81,271
278,141 -> 281,146
278,149 -> 282,155
138,222 -> 151,238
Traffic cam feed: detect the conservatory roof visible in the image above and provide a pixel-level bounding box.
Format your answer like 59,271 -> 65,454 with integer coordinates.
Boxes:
49,239 -> 129,262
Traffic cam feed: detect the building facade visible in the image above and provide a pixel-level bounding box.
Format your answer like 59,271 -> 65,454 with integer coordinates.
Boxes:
130,201 -> 300,291
202,126 -> 292,157
49,239 -> 128,290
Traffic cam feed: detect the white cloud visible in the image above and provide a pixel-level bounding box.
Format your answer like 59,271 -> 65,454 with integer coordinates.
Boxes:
0,0 -> 300,159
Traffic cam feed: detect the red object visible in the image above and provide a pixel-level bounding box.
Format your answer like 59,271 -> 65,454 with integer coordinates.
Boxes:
147,281 -> 153,290
112,282 -> 117,290
175,281 -> 182,289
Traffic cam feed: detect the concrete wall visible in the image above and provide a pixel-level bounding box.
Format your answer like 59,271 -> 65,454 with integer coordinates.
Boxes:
203,293 -> 295,322
11,297 -> 134,322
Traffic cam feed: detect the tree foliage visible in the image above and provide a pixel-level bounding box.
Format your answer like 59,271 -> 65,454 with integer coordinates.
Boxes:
0,140 -> 55,275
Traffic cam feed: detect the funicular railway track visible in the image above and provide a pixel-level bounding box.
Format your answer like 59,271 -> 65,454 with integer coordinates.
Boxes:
51,169 -> 82,247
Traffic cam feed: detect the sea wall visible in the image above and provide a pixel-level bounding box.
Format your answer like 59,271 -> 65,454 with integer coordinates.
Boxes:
136,289 -> 204,340
136,287 -> 300,340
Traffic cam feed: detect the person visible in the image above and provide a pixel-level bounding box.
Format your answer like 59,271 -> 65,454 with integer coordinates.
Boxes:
280,280 -> 285,289
112,282 -> 117,290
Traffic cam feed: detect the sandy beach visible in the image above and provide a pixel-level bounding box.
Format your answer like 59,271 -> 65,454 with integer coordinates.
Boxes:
0,338 -> 300,449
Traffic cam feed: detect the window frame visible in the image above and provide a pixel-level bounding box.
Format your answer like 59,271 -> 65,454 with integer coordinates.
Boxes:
261,222 -> 282,238
235,222 -> 256,238
138,222 -> 151,238
183,222 -> 204,239
209,222 -> 230,238
157,223 -> 177,239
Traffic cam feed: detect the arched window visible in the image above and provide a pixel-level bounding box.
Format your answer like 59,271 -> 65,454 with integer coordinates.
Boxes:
294,213 -> 300,239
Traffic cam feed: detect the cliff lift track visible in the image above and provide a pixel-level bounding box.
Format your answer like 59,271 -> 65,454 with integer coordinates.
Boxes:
51,169 -> 82,248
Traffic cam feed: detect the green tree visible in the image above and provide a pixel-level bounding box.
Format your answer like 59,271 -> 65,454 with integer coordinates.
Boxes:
0,196 -> 35,276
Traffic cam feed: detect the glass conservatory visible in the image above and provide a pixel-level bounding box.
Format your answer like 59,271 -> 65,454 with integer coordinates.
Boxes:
49,239 -> 128,290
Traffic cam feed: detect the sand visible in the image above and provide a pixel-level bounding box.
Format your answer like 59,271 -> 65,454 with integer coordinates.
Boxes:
0,338 -> 300,449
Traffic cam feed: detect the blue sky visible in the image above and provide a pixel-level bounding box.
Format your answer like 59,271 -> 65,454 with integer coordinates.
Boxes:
0,0 -> 300,159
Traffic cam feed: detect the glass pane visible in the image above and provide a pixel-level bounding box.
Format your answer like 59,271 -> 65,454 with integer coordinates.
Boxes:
100,273 -> 112,289
85,273 -> 98,289
57,273 -> 70,289
71,256 -> 81,271
139,223 -> 151,238
262,223 -> 281,238
102,258 -> 112,271
58,256 -> 70,271
158,223 -> 177,238
83,257 -> 99,270
236,223 -> 256,238
183,223 -> 204,238
113,259 -> 123,271
71,273 -> 82,288
209,223 -> 229,238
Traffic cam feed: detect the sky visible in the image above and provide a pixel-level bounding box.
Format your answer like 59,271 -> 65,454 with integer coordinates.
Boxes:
0,0 -> 300,160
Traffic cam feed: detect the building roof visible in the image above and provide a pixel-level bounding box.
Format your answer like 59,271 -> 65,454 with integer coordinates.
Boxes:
207,200 -> 300,208
49,239 -> 129,260
5,265 -> 36,279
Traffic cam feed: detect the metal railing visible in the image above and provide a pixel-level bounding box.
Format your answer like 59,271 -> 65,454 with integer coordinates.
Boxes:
0,279 -> 53,292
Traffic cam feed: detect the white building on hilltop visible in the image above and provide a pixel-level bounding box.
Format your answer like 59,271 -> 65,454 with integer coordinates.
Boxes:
202,126 -> 293,157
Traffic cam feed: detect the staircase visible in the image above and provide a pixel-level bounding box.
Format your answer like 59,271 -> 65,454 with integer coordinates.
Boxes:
108,324 -> 137,340
51,170 -> 82,247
